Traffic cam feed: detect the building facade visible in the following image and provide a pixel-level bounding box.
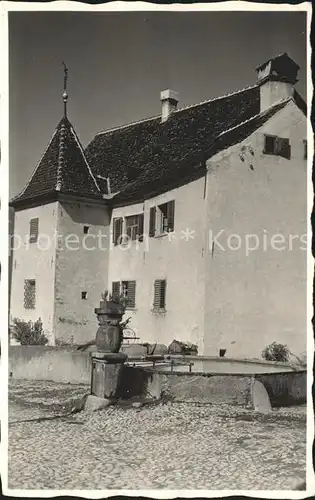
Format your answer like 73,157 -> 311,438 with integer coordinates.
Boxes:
10,53 -> 308,358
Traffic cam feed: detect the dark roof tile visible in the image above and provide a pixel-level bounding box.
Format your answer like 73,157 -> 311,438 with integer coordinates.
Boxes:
85,85 -> 262,205
11,117 -> 102,208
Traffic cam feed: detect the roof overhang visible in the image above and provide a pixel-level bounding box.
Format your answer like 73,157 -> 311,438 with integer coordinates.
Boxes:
10,190 -> 108,211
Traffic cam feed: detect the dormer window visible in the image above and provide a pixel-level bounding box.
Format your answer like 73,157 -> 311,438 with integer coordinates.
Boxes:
264,135 -> 291,159
29,218 -> 39,243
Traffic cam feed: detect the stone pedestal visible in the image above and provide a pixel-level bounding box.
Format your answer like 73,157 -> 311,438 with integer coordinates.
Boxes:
90,352 -> 127,400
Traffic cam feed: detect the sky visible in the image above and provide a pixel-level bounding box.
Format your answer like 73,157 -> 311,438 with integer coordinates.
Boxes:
9,10 -> 307,198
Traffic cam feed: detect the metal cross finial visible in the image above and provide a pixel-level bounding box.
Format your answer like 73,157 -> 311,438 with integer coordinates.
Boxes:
62,61 -> 68,117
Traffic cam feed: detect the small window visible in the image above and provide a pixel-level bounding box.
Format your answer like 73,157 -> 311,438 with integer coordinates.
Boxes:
121,280 -> 136,308
153,279 -> 167,310
149,200 -> 175,237
24,279 -> 36,309
303,140 -> 307,160
81,291 -> 87,300
83,226 -> 89,234
29,218 -> 39,243
112,281 -> 121,299
264,135 -> 291,159
125,214 -> 144,241
112,218 -> 123,246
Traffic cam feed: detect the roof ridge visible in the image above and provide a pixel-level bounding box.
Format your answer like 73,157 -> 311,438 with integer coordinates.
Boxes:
56,119 -> 67,191
69,124 -> 101,193
174,83 -> 259,114
94,83 -> 258,138
95,115 -> 159,137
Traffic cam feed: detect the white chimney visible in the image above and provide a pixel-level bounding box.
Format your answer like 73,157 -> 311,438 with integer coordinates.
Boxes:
255,53 -> 299,112
160,89 -> 179,122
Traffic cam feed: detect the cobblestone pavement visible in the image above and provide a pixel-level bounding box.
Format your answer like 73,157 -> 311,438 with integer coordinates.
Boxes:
8,380 -> 306,491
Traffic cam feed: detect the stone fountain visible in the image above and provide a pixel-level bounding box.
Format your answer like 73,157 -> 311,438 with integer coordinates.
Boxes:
90,291 -> 128,403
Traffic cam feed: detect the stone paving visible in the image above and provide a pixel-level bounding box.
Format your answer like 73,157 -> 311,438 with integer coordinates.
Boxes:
8,379 -> 306,491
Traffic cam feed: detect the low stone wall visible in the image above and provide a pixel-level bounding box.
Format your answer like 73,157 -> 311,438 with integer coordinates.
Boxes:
160,372 -> 252,405
159,370 -> 306,407
9,346 -> 91,384
9,347 -> 306,407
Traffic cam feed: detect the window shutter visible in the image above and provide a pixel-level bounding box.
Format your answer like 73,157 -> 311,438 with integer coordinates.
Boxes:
112,281 -> 121,299
284,142 -> 291,160
264,135 -> 275,154
153,280 -> 161,309
160,280 -> 166,308
277,138 -> 291,159
29,218 -> 39,243
127,281 -> 136,308
137,214 -> 144,241
153,279 -> 166,309
24,279 -> 36,309
149,207 -> 156,237
113,218 -> 123,245
166,200 -> 175,232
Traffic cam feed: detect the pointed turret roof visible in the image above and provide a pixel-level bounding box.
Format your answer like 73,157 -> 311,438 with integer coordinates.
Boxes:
11,116 -> 103,209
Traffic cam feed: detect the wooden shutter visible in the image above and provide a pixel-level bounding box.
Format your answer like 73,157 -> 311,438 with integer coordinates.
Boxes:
113,218 -> 123,245
112,281 -> 120,299
126,281 -> 136,308
166,200 -> 175,232
276,138 -> 291,159
153,280 -> 161,309
149,207 -> 156,237
160,280 -> 166,308
24,279 -> 36,309
153,279 -> 166,309
264,135 -> 275,154
29,218 -> 39,243
137,214 -> 144,241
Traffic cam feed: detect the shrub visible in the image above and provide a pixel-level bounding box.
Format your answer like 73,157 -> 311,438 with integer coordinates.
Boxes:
262,342 -> 289,363
11,317 -> 48,346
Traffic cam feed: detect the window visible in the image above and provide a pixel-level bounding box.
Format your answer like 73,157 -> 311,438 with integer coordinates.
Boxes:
24,279 -> 36,309
125,214 -> 144,241
303,140 -> 307,160
29,218 -> 39,243
122,280 -> 136,308
153,279 -> 167,310
149,200 -> 175,237
112,281 -> 121,299
112,281 -> 136,308
81,291 -> 87,300
112,218 -> 123,246
83,226 -> 89,234
264,135 -> 291,159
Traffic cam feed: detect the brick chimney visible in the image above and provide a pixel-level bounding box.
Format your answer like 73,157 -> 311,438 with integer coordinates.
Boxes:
256,53 -> 299,112
160,89 -> 179,122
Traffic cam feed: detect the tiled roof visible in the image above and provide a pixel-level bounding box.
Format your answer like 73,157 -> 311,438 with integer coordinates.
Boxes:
85,85 -> 262,205
11,117 -> 102,208
86,86 -> 306,207
207,98 -> 292,159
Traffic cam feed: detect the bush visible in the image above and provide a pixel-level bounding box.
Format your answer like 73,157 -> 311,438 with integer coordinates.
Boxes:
11,317 -> 48,346
262,342 -> 289,363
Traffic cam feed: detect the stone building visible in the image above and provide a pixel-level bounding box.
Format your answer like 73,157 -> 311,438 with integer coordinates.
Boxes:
10,53 -> 307,358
